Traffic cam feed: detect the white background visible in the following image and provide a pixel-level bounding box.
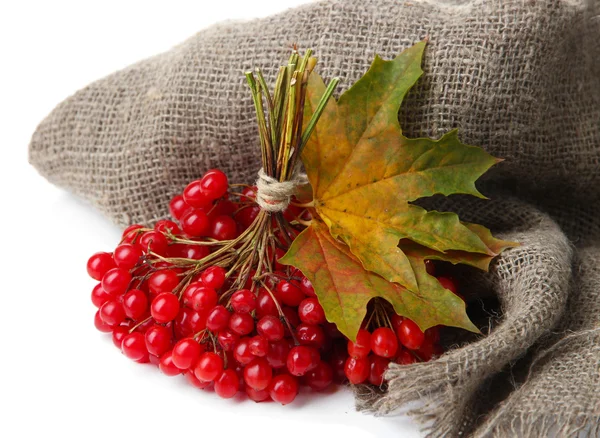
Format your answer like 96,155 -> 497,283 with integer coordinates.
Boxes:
0,1 -> 420,437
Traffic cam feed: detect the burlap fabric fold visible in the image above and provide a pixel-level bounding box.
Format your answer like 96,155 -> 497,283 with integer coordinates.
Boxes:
29,0 -> 599,436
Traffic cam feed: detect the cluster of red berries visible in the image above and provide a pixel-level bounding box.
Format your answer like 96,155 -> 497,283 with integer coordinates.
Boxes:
87,168 -> 456,404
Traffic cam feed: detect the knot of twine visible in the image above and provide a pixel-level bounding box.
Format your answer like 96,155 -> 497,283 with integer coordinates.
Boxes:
255,168 -> 308,213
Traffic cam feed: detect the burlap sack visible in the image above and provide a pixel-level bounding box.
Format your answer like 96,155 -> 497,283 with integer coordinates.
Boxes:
29,0 -> 600,436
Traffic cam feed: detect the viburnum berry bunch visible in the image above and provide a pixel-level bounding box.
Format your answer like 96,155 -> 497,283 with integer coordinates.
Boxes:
86,43 -> 513,404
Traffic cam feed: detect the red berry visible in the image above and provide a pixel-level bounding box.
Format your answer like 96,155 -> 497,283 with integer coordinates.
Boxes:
266,340 -> 290,369
87,252 -> 116,280
187,310 -> 208,333
200,169 -> 228,200
368,355 -> 390,386
233,337 -> 254,365
268,374 -> 298,405
144,325 -> 172,357
148,270 -> 180,295
194,352 -> 224,382
395,349 -> 416,365
94,310 -> 113,333
424,259 -> 436,276
370,327 -> 398,358
91,283 -> 111,308
168,244 -> 210,260
397,319 -> 425,350
214,369 -> 239,398
244,357 -> 273,391
236,205 -> 260,229
217,329 -> 239,352
159,351 -> 182,376
138,231 -> 169,255
154,219 -> 181,236
249,336 -> 269,357
122,224 -> 144,244
185,370 -> 211,389
101,268 -> 131,296
348,329 -> 371,358
113,244 -> 143,270
299,276 -> 317,297
122,289 -> 148,320
201,266 -> 226,290
344,357 -> 369,384
231,289 -> 256,313
286,346 -> 319,376
151,293 -> 180,323
99,300 -> 126,326
206,305 -> 231,331
276,281 -> 305,307
296,323 -> 326,349
169,194 -> 191,220
122,332 -> 147,361
305,361 -> 334,391
172,338 -> 203,370
298,298 -> 326,325
282,306 -> 300,329
246,386 -> 270,402
256,289 -> 278,318
182,281 -> 204,307
229,312 -> 255,336
183,180 -> 212,209
180,209 -> 210,237
438,277 -> 458,295
209,215 -> 237,241
190,286 -> 218,311
112,326 -> 129,349
391,314 -> 404,335
257,315 -> 284,341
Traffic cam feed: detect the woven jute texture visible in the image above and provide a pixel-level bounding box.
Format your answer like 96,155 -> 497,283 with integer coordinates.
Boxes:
29,0 -> 599,436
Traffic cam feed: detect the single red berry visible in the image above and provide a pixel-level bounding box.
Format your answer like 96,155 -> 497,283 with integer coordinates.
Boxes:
296,323 -> 326,349
266,340 -> 290,369
122,224 -> 144,244
144,325 -> 172,357
206,305 -> 231,332
424,259 -> 436,275
417,336 -> 442,362
276,281 -> 305,307
94,310 -> 113,333
244,357 -> 273,391
236,205 -> 260,230
183,180 -> 212,209
87,252 -> 116,280
438,276 -> 458,295
151,292 -> 180,323
113,244 -> 143,270
200,169 -> 228,200
304,361 -> 334,391
185,370 -> 211,389
122,332 -> 147,361
169,194 -> 191,220
246,386 -> 270,402
201,266 -> 226,290
190,286 -> 218,311
249,335 -> 269,357
180,209 -> 210,237
209,215 -> 237,241
91,283 -> 111,308
268,374 -> 298,405
240,186 -> 257,201
182,281 -> 205,307
329,341 -> 349,383
99,300 -> 126,326
370,327 -> 398,358
286,346 -> 319,376
256,289 -> 278,318
172,338 -> 203,370
299,276 -> 317,297
138,231 -> 169,256
101,268 -> 131,296
298,298 -> 326,325
257,315 -> 284,341
233,337 -> 254,365
148,270 -> 180,295
397,319 -> 425,350
344,356 -> 369,384
214,369 -> 239,398
122,289 -> 148,320
208,199 -> 237,219
395,349 -> 416,365
217,329 -> 240,352
187,310 -> 208,333
347,329 -> 371,358
391,314 -> 404,336
231,289 -> 256,313
159,351 -> 182,376
229,312 -> 254,336
282,306 -> 300,329
194,352 -> 224,382
111,326 -> 129,349
368,355 -> 390,386
154,219 -> 181,236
